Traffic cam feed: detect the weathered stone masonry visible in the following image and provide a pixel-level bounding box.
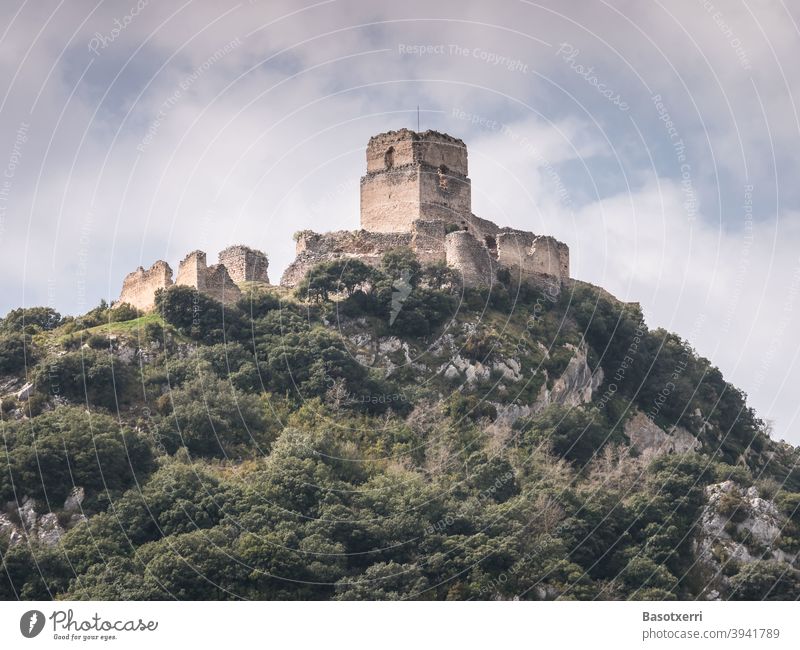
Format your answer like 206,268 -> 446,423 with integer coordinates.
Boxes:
117,260 -> 173,311
281,128 -> 570,289
116,128 -> 570,309
218,245 -> 270,284
116,246 -> 268,310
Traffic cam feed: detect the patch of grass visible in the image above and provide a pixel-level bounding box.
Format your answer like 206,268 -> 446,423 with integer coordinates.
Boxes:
85,312 -> 163,335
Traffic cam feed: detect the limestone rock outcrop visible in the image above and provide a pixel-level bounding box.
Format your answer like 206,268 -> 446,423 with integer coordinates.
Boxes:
624,409 -> 701,457
694,480 -> 798,598
0,487 -> 86,547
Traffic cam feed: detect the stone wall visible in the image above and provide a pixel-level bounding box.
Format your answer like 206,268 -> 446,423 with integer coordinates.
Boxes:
444,230 -> 495,288
496,231 -> 570,282
281,229 -> 413,287
203,264 -> 242,305
218,245 -> 269,283
116,260 -> 173,311
418,166 -> 471,224
175,250 -> 241,305
360,167 -> 422,233
175,250 -> 206,289
410,219 -> 448,266
282,216 -> 571,291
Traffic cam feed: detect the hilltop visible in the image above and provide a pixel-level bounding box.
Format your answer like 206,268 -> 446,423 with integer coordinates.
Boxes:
1,251 -> 799,600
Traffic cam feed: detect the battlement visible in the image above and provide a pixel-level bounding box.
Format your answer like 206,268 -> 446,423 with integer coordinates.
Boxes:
365,129 -> 468,176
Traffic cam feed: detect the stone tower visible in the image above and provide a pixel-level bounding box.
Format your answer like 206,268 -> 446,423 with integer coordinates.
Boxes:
218,245 -> 269,283
360,129 -> 472,232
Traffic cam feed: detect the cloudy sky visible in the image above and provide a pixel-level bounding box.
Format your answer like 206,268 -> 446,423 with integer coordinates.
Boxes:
1,0 -> 799,442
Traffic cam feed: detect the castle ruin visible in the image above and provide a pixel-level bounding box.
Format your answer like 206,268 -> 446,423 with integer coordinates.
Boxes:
116,128 -> 570,310
174,250 -> 242,305
117,260 -> 173,312
281,128 -> 569,289
218,245 -> 270,284
116,245 -> 268,311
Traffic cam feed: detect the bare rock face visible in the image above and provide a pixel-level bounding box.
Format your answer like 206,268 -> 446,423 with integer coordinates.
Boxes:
549,343 -> 603,407
63,486 -> 85,514
533,342 -> 604,411
0,512 -> 23,545
487,342 -> 603,438
0,488 -> 87,548
15,381 -> 34,400
693,481 -> 798,599
624,410 -> 701,457
36,513 -> 65,546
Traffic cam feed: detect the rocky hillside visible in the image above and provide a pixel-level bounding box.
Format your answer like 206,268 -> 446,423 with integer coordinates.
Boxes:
1,249 -> 798,600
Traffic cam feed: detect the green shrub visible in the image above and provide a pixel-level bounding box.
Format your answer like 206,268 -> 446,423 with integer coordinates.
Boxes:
156,285 -> 242,343
34,349 -> 134,409
0,333 -> 30,374
109,303 -> 141,322
444,394 -> 497,423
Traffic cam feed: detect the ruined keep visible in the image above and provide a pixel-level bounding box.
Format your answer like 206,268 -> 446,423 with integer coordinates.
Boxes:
281,128 -> 570,289
115,246 -> 268,311
360,129 -> 472,232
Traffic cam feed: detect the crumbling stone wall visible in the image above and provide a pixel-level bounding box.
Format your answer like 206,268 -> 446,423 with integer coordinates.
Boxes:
496,231 -> 570,282
175,250 -> 206,289
218,245 -> 269,283
365,129 -> 467,175
418,166 -> 472,225
282,229 -> 413,287
116,260 -> 173,311
203,264 -> 242,305
444,230 -> 495,288
175,250 -> 241,305
410,219 -> 448,266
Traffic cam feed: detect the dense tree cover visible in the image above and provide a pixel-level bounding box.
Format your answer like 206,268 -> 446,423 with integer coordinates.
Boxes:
0,407 -> 152,507
1,266 -> 799,601
33,348 -> 136,410
295,249 -> 457,338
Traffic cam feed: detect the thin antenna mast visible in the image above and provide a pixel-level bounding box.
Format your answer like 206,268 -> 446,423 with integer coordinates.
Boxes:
417,105 -> 420,131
